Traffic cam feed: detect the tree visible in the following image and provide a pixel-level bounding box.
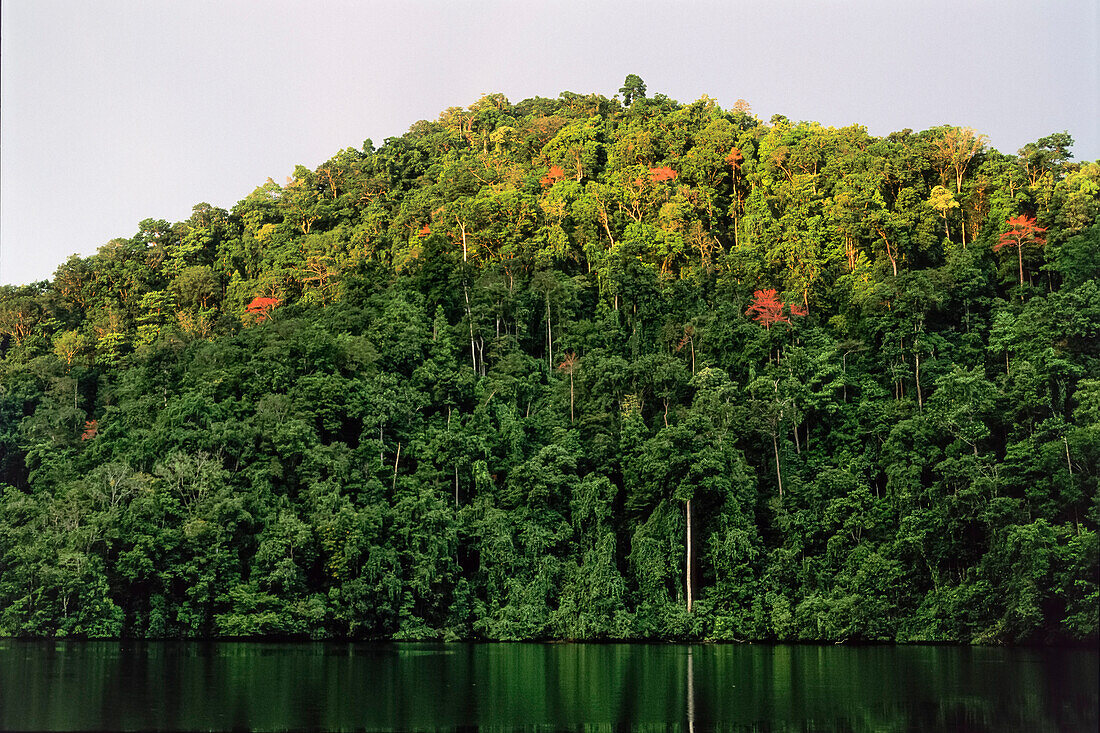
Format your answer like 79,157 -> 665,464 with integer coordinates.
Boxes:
929,185 -> 960,244
994,215 -> 1047,298
171,265 -> 220,311
931,126 -> 986,194
746,289 -> 787,330
1019,132 -> 1074,185
1,85 -> 1096,645
246,296 -> 280,322
647,166 -> 677,182
557,351 -> 579,423
0,294 -> 43,347
746,289 -> 805,330
53,330 -> 90,368
619,74 -> 647,107
930,126 -> 987,247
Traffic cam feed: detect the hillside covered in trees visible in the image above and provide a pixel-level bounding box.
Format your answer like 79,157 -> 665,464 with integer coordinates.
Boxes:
1,81 -> 1097,643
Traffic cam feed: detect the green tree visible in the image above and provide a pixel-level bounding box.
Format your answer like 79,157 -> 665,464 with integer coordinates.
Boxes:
619,74 -> 647,107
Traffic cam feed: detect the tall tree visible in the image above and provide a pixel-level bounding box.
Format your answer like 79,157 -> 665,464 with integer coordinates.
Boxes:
995,215 -> 1047,298
619,74 -> 647,107
930,126 -> 987,247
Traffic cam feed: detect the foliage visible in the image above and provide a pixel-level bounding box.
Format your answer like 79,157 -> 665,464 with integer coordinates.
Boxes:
0,85 -> 1096,643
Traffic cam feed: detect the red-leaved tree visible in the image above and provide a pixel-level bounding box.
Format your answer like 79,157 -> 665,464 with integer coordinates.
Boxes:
747,289 -> 787,329
747,289 -> 808,329
81,420 -> 98,441
246,296 -> 280,323
540,165 -> 565,187
648,166 -> 678,182
994,215 -> 1047,298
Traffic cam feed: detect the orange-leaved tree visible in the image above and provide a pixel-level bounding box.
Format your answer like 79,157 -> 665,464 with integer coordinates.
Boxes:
648,166 -> 678,183
246,296 -> 280,323
540,165 -> 565,187
994,215 -> 1047,298
748,289 -> 794,330
747,289 -> 808,332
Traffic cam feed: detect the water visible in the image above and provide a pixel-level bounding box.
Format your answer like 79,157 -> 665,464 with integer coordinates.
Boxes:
0,640 -> 1095,731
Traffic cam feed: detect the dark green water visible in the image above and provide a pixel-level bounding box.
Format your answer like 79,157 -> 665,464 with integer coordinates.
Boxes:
0,641 -> 1095,732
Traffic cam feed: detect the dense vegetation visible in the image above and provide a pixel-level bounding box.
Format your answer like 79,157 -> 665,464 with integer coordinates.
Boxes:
1,81 -> 1097,643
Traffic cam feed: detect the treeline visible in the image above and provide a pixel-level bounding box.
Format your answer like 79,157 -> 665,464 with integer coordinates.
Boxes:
0,82 -> 1097,642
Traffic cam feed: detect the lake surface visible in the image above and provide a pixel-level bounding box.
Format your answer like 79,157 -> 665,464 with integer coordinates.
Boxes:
0,640 -> 1095,732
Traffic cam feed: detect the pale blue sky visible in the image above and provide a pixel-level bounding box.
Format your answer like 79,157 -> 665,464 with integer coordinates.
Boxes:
2,0 -> 1096,285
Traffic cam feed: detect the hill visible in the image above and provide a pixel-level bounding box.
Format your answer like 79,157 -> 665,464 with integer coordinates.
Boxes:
0,83 -> 1097,641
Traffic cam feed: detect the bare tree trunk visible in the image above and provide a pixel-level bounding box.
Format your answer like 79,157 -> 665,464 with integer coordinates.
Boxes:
546,293 -> 553,372
685,499 -> 694,613
842,352 -> 848,403
1017,244 -> 1025,299
392,442 -> 401,493
915,350 -> 923,410
773,433 -> 783,498
1064,435 -> 1074,478
458,217 -> 468,263
570,372 -> 575,423
464,284 -> 476,372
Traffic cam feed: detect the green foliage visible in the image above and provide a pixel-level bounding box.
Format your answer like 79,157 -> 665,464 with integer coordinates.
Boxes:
0,87 -> 1096,643
618,75 -> 647,107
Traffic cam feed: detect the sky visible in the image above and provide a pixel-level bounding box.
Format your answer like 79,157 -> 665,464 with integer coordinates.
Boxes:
2,0 -> 1096,286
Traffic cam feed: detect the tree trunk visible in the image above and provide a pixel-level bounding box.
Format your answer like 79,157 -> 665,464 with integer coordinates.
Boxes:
915,350 -> 923,410
773,433 -> 783,498
392,442 -> 401,493
458,218 -> 468,262
685,499 -> 694,613
1017,243 -> 1025,299
464,284 -> 477,373
570,372 -> 575,423
842,352 -> 848,403
546,293 -> 553,372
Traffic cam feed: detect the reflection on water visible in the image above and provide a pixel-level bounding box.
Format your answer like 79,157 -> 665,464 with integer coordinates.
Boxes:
0,640 -> 1095,732
687,647 -> 695,733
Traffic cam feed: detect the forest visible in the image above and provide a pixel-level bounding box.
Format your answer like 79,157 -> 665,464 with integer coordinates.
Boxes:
0,78 -> 1097,643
